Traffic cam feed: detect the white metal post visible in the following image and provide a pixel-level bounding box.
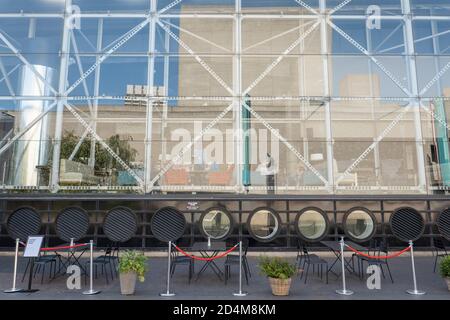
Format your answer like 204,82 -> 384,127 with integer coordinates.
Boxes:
89,18 -> 104,169
83,240 -> 101,295
51,0 -> 73,192
234,0 -> 243,193
160,241 -> 176,296
4,238 -> 23,293
233,241 -> 248,296
336,237 -> 354,295
320,0 -> 335,193
144,0 -> 157,193
406,240 -> 426,295
402,0 -> 427,193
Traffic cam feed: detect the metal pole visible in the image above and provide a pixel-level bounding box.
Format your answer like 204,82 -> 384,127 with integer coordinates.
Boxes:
4,238 -> 23,293
233,241 -> 248,296
83,240 -> 100,295
336,237 -> 354,295
160,241 -> 175,296
407,240 -> 426,295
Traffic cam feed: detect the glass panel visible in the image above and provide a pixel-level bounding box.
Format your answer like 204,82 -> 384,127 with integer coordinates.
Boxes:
410,0 -> 450,16
241,0 -> 319,15
416,56 -> 450,98
327,0 -> 402,16
413,20 -> 450,55
332,100 -> 423,193
0,0 -> 66,13
329,55 -> 410,98
345,209 -> 375,240
158,0 -> 235,14
249,209 -> 279,240
73,0 -> 149,12
202,209 -> 231,239
298,209 -> 326,240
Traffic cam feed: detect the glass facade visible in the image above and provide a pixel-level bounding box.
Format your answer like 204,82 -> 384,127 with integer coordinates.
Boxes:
0,0 -> 449,195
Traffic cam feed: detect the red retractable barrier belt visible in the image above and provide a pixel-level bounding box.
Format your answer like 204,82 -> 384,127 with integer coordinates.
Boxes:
173,244 -> 238,261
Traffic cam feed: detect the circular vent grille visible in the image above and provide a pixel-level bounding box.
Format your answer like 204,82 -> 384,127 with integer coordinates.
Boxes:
151,207 -> 186,242
56,207 -> 90,242
437,208 -> 450,241
103,207 -> 137,243
7,207 -> 41,242
390,207 -> 425,242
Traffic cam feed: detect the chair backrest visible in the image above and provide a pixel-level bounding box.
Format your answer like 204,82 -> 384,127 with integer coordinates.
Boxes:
434,238 -> 446,251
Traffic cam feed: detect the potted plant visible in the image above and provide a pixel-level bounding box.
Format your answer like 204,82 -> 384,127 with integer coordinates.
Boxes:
118,250 -> 148,295
258,256 -> 296,296
440,255 -> 450,291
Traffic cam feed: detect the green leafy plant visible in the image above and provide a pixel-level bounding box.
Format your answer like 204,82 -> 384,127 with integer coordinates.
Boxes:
440,255 -> 450,278
118,250 -> 148,282
258,256 -> 296,280
59,130 -> 137,171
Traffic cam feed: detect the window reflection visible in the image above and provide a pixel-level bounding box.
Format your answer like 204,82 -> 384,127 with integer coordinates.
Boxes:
201,209 -> 232,239
344,209 -> 375,241
297,209 -> 327,240
248,209 -> 280,241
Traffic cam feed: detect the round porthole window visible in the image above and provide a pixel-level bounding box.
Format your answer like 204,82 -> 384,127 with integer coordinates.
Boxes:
247,208 -> 281,242
295,208 -> 329,241
200,207 -> 233,240
343,208 -> 376,242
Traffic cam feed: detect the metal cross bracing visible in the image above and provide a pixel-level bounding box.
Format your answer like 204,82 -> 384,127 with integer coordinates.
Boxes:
0,0 -> 449,194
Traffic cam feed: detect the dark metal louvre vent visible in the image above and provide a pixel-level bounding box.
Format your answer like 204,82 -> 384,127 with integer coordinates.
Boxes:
151,207 -> 186,242
7,207 -> 41,242
56,207 -> 89,242
390,207 -> 425,242
437,208 -> 450,241
103,207 -> 137,243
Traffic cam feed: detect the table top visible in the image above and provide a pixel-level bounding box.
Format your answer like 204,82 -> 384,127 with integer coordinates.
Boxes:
320,240 -> 367,252
191,241 -> 226,252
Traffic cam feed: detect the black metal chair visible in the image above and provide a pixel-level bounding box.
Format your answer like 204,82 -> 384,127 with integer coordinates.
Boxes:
85,247 -> 114,285
170,245 -> 194,283
432,238 -> 449,273
296,239 -> 319,269
299,244 -> 328,284
353,239 -> 378,279
224,240 -> 251,285
360,240 -> 394,283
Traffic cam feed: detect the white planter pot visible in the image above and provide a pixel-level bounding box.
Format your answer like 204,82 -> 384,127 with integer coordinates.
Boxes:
120,272 -> 137,295
445,278 -> 450,292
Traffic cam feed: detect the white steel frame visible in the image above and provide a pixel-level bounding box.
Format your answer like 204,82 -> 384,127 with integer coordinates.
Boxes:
0,0 -> 449,194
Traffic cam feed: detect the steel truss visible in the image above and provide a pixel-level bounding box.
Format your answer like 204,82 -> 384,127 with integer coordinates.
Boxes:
0,0 -> 449,194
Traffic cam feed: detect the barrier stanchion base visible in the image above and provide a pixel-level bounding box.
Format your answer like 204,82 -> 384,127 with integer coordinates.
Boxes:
232,292 -> 248,297
82,290 -> 101,295
336,289 -> 354,296
160,292 -> 176,297
4,288 -> 23,293
406,289 -> 426,295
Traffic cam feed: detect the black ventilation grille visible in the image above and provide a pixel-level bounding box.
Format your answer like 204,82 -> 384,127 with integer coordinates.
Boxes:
103,207 -> 137,243
56,207 -> 89,242
7,207 -> 41,242
151,207 -> 186,242
437,208 -> 450,241
390,207 -> 425,242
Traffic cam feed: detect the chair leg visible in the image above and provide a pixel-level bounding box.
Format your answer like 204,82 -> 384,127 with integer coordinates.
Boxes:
243,264 -> 249,285
304,263 -> 310,284
386,262 -> 394,284
22,259 -> 30,282
41,265 -> 45,284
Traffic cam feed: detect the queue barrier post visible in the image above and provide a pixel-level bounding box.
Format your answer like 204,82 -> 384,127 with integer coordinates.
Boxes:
4,238 -> 23,293
82,240 -> 101,295
160,241 -> 175,297
406,240 -> 426,295
336,237 -> 354,296
233,241 -> 248,297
